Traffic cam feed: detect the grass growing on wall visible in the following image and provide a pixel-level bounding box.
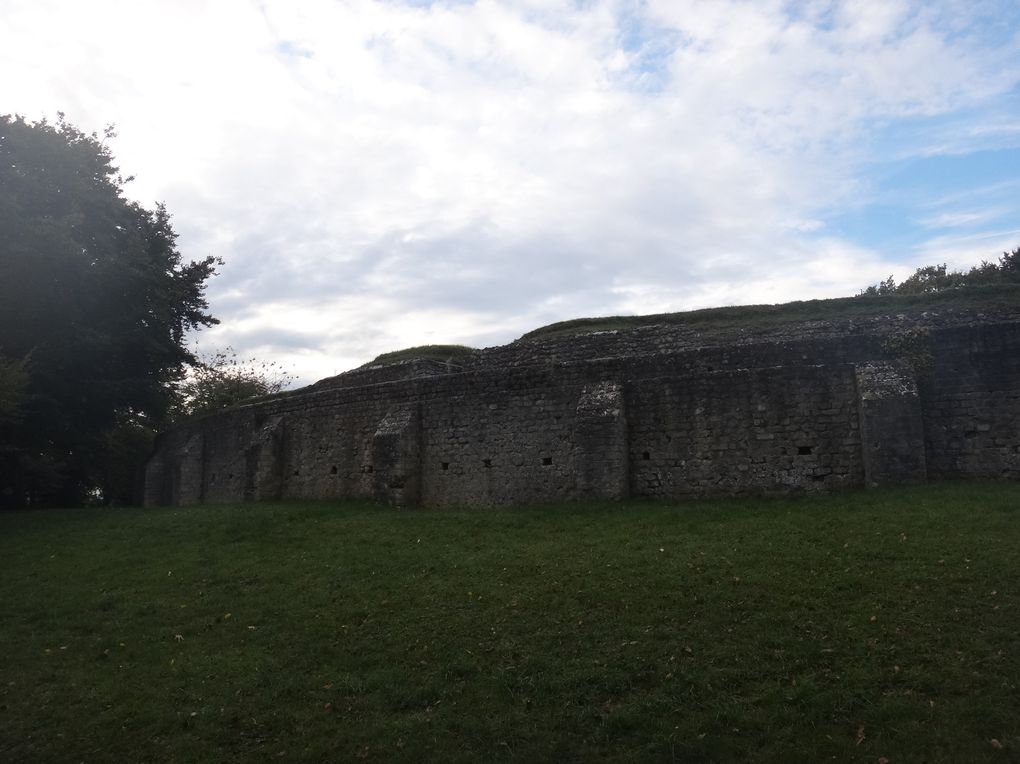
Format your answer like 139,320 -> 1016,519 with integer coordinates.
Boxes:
1,483 -> 1018,762
520,283 -> 1020,340
363,344 -> 477,367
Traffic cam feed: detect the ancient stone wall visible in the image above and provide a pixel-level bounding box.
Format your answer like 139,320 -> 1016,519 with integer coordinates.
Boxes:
922,324 -> 1020,480
628,365 -> 863,498
144,319 -> 1020,508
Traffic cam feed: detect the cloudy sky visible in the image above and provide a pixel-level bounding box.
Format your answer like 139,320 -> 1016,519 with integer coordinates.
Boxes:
4,0 -> 1020,384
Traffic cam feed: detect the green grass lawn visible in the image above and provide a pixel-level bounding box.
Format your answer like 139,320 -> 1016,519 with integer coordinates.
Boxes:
1,483 -> 1018,763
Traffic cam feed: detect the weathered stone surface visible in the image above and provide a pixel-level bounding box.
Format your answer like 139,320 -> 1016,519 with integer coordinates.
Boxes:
855,362 -> 926,487
143,316 -> 1020,507
245,416 -> 285,502
573,382 -> 628,500
177,434 -> 204,505
372,405 -> 421,506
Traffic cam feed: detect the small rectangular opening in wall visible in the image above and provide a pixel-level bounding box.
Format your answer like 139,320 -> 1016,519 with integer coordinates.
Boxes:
330,465 -> 338,475
642,451 -> 651,460
483,459 -> 492,468
542,457 -> 553,466
797,446 -> 813,455
441,462 -> 450,471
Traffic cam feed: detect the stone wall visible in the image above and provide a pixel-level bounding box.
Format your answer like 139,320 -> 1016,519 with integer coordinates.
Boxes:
628,365 -> 863,498
144,319 -> 1020,508
922,324 -> 1020,480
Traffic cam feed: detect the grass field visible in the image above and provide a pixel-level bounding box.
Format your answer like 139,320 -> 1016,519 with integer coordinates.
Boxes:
1,483 -> 1018,762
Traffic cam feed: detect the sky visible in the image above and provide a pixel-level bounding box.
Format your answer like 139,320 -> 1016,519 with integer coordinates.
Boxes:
3,0 -> 1020,385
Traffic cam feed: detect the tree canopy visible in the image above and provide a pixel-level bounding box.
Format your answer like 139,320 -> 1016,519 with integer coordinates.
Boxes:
860,247 -> 1020,296
0,114 -> 219,506
172,348 -> 295,421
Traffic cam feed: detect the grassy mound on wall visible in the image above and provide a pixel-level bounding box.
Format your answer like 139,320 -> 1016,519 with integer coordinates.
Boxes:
520,283 -> 1020,341
363,344 -> 476,367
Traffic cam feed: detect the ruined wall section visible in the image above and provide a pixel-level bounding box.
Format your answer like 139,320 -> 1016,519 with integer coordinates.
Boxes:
417,368 -> 586,506
147,360 -> 869,507
628,365 -> 863,499
480,332 -> 890,381
144,321 -> 1020,508
923,323 -> 1020,480
372,404 -> 421,506
856,362 -> 926,487
476,309 -> 1009,371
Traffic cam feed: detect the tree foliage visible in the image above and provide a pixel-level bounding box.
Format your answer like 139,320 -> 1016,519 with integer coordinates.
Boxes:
173,348 -> 295,421
0,114 -> 219,506
861,247 -> 1020,296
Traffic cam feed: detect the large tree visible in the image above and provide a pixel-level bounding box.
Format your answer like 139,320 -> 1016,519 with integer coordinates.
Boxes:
0,114 -> 218,506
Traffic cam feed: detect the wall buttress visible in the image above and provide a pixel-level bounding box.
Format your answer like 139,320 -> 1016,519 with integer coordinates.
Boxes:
244,416 -> 285,501
855,362 -> 927,487
573,382 -> 629,500
372,404 -> 422,506
177,434 -> 205,505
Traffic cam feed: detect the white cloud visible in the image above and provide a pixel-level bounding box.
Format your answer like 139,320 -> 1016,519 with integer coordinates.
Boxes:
2,0 -> 1019,384
917,209 -> 1008,229
911,228 -> 1020,272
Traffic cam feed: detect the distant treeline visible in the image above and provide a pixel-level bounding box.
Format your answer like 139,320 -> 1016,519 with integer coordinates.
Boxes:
861,246 -> 1020,296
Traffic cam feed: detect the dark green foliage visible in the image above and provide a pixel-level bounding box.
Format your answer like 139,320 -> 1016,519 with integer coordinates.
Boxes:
0,114 -> 218,506
173,347 -> 296,420
365,344 -> 476,367
0,483 -> 1017,761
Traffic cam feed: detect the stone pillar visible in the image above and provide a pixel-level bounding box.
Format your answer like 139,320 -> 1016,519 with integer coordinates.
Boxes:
372,404 -> 422,506
177,433 -> 205,505
573,382 -> 629,500
855,361 -> 927,487
244,416 -> 286,502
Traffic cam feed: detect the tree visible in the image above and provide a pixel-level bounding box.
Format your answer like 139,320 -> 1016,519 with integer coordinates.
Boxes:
859,246 -> 1020,296
896,264 -> 965,295
0,114 -> 219,506
999,246 -> 1020,279
172,348 -> 295,421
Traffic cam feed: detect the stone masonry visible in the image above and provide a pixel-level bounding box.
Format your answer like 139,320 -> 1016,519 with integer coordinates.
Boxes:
144,313 -> 1020,507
